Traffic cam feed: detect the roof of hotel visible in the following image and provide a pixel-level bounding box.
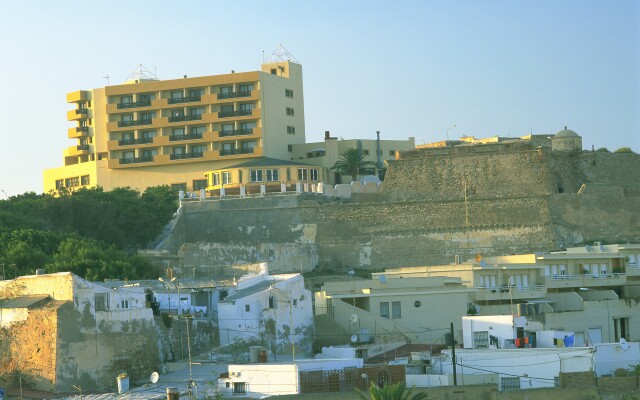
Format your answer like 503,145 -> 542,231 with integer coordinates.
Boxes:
226,157 -> 313,169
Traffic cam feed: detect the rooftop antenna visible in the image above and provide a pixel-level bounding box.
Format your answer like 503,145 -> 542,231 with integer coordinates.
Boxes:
125,64 -> 159,83
102,75 -> 110,86
265,44 -> 299,63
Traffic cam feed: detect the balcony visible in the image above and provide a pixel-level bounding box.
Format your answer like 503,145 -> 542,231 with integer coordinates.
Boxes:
218,109 -> 253,118
118,137 -> 154,146
118,119 -> 153,127
66,90 -> 89,103
169,132 -> 203,141
77,144 -> 90,151
219,128 -> 253,137
168,95 -> 201,105
170,152 -> 204,160
168,114 -> 202,123
68,126 -> 89,139
220,148 -> 254,156
117,100 -> 152,109
120,155 -> 154,165
544,273 -> 626,289
67,108 -> 89,121
217,91 -> 252,100
475,285 -> 546,302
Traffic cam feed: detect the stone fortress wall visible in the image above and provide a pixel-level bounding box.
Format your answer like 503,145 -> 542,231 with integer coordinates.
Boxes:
160,140 -> 640,274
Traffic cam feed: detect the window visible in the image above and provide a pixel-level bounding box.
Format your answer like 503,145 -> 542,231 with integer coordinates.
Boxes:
142,149 -> 157,159
219,290 -> 228,300
285,89 -> 293,98
293,299 -> 297,306
121,114 -> 133,122
268,296 -> 275,308
501,377 -> 521,391
140,111 -> 155,121
392,301 -> 402,319
286,107 -> 294,116
389,150 -> 396,156
95,293 -> 109,311
190,107 -> 205,116
139,93 -> 154,102
473,331 -> 489,348
310,168 -> 319,181
212,173 -> 220,186
287,126 -> 295,134
380,302 -> 389,319
288,144 -> 293,152
270,68 -> 277,75
297,168 -> 308,181
65,177 -> 80,187
233,382 -> 246,395
189,88 -> 204,98
239,103 -> 254,111
239,84 -> 254,93
221,124 -> 234,133
220,86 -> 232,95
266,169 -> 279,182
250,169 -> 264,182
222,172 -> 231,185
171,183 -> 187,192
614,317 -> 629,341
173,146 -> 185,156
172,128 -> 185,139
55,179 -> 64,189
193,180 -> 207,191
120,96 -> 132,105
245,304 -> 251,312
241,122 -> 256,131
191,145 -> 206,155
121,300 -> 129,309
122,151 -> 134,160
171,91 -> 183,99
81,175 -> 90,186
142,130 -> 156,140
220,104 -> 233,113
242,141 -> 256,150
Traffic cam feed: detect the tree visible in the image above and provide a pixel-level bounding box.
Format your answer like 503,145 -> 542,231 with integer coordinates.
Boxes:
355,382 -> 428,400
614,147 -> 634,154
330,148 -> 377,182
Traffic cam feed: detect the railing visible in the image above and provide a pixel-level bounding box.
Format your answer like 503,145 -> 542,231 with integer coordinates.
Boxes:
218,109 -> 253,118
217,90 -> 251,100
118,119 -> 153,127
219,148 -> 254,156
548,273 -> 625,280
117,100 -> 151,109
76,145 -> 89,151
120,155 -> 153,164
219,128 -> 253,137
168,114 -> 202,123
76,126 -> 88,132
169,132 -> 203,141
168,95 -> 201,104
118,137 -> 154,146
476,285 -> 545,293
170,152 -> 204,160
76,109 -> 88,115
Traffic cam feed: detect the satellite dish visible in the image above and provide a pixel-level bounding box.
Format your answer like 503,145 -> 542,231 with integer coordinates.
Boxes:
350,314 -> 358,324
379,274 -> 387,284
348,270 -> 355,277
351,334 -> 358,343
620,338 -> 630,351
149,371 -> 159,384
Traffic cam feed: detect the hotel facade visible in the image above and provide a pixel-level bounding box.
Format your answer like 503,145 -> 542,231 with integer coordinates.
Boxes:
44,59 -> 306,194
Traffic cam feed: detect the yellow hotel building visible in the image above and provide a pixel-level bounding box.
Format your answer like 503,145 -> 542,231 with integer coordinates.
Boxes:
44,58 -> 306,194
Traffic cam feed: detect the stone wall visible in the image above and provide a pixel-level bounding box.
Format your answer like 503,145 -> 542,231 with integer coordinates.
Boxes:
158,150 -> 640,274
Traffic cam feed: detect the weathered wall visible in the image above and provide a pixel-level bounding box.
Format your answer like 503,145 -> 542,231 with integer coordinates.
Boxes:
158,150 -> 640,273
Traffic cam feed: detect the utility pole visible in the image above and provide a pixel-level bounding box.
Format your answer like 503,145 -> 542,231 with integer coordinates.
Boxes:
450,322 -> 457,386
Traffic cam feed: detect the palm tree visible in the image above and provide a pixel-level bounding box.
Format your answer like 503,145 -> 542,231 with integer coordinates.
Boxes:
355,382 -> 428,400
330,147 -> 377,182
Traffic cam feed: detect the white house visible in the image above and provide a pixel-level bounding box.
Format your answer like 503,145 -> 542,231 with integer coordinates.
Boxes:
462,315 -> 545,349
217,263 -> 314,353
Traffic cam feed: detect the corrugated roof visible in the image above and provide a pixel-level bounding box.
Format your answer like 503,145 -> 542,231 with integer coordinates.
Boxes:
0,295 -> 50,309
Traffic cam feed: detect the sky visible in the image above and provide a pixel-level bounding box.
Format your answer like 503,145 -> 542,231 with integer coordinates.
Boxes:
0,0 -> 638,196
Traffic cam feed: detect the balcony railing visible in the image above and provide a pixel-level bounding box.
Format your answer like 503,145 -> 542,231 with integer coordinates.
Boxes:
118,137 -> 154,146
117,100 -> 152,109
219,128 -> 253,137
476,285 -> 546,293
118,119 -> 153,127
220,148 -> 254,156
169,132 -> 203,141
168,114 -> 202,123
217,90 -> 252,100
168,95 -> 201,104
170,152 -> 204,160
76,126 -> 89,132
547,273 -> 625,281
120,155 -> 154,164
218,109 -> 253,118
76,109 -> 88,115
76,145 -> 89,151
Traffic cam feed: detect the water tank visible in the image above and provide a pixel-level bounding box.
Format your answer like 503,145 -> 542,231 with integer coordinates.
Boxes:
35,269 -> 46,276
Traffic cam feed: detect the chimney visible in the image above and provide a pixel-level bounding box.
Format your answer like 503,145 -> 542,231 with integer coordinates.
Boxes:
325,131 -> 331,140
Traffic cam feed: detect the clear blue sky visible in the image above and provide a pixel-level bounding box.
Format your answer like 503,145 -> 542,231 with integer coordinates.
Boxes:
0,0 -> 638,195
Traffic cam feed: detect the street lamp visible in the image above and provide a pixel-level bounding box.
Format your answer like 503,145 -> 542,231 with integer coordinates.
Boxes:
446,124 -> 457,141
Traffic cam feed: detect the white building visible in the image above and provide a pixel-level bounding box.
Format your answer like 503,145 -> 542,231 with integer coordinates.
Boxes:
218,263 -> 314,353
